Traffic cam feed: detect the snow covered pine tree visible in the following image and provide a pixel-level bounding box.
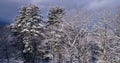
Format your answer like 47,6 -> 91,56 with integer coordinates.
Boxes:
10,4 -> 44,63
45,7 -> 65,63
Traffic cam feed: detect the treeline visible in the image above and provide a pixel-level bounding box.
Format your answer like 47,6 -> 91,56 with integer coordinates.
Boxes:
0,4 -> 120,63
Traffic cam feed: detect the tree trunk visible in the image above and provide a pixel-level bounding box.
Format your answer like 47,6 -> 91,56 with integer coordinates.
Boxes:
5,44 -> 9,62
103,24 -> 108,63
70,55 -> 73,63
58,53 -> 62,63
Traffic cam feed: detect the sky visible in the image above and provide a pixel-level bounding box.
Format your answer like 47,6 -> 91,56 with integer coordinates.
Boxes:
0,0 -> 120,25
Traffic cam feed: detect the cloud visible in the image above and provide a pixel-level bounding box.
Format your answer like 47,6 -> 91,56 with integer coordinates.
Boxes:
1,0 -> 120,24
30,0 -> 46,3
23,0 -> 120,10
86,0 -> 120,9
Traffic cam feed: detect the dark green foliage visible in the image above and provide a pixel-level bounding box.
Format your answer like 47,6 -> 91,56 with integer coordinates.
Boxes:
44,7 -> 65,63
47,7 -> 64,25
10,4 -> 44,63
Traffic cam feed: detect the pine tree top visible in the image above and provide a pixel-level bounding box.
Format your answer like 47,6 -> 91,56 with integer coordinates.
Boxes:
47,7 -> 65,25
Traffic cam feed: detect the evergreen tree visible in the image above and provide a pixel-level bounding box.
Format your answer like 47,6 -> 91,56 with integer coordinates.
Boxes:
10,4 -> 44,63
45,7 -> 65,63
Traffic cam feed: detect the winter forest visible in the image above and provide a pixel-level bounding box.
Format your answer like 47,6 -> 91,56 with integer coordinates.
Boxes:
0,1 -> 120,63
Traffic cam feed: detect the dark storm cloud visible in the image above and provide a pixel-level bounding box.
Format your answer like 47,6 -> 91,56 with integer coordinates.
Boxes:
0,0 -> 120,24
